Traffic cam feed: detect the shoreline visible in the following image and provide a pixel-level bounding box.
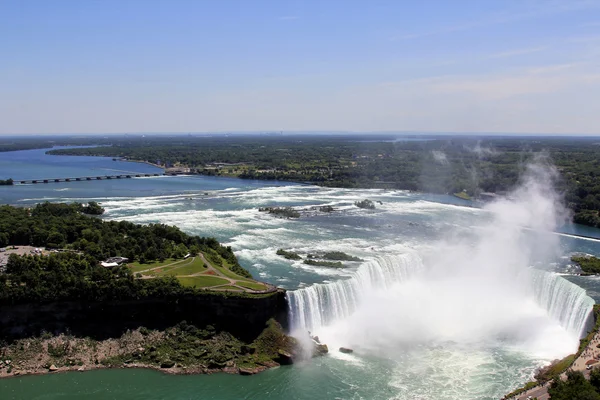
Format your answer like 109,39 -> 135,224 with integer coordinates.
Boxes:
0,322 -> 296,380
120,157 -> 165,170
504,304 -> 600,399
0,358 -> 278,380
505,329 -> 600,399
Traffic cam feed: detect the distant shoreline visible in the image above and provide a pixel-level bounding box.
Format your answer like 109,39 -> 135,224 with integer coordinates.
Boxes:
118,157 -> 165,170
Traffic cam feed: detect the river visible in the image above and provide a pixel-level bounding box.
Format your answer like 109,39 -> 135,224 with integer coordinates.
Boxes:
1,148 -> 600,400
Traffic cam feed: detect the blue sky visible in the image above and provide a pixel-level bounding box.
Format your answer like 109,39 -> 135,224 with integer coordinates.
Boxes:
1,0 -> 600,134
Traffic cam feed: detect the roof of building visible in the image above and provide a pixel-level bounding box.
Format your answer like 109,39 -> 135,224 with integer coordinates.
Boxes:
104,257 -> 129,263
100,262 -> 119,268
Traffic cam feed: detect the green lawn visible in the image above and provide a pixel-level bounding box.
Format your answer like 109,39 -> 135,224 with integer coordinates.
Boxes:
178,276 -> 229,288
129,255 -> 267,292
145,263 -> 187,276
214,285 -> 244,291
216,260 -> 250,280
155,257 -> 207,277
128,258 -> 179,273
236,280 -> 268,291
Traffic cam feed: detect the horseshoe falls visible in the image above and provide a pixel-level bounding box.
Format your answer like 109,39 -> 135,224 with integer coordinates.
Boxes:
289,257 -> 594,338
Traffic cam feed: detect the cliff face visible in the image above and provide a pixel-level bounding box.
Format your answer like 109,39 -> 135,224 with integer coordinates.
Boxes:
0,290 -> 289,342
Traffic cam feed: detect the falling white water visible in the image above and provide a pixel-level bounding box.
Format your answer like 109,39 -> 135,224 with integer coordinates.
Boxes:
288,255 -> 594,341
288,252 -> 424,332
529,269 -> 595,336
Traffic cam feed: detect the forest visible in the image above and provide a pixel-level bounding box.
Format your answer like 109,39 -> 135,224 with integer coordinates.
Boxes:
43,134 -> 600,228
0,202 -> 252,305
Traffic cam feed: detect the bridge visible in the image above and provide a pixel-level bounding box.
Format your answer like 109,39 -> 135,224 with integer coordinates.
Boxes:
19,173 -> 164,184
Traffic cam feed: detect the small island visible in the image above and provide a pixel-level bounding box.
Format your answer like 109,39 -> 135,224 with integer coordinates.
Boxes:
311,251 -> 363,262
453,191 -> 471,200
354,199 -> 375,209
0,178 -> 13,186
276,249 -> 362,268
276,249 -> 302,260
303,259 -> 344,268
571,255 -> 600,275
258,207 -> 300,219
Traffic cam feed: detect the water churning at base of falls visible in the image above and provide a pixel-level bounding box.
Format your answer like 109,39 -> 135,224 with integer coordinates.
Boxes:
287,254 -> 594,341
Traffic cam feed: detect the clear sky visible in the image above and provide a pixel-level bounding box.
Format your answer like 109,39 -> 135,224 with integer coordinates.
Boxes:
1,0 -> 600,135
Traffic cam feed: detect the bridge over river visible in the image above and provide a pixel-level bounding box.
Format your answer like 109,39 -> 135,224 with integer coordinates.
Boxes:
19,173 -> 164,184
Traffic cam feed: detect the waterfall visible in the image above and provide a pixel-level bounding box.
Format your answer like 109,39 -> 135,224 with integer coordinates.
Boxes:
288,253 -> 595,339
529,270 -> 595,337
288,252 -> 424,332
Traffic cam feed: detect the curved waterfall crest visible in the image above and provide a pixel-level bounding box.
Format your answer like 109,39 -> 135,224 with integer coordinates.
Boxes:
288,253 -> 594,338
288,252 -> 424,332
529,270 -> 595,337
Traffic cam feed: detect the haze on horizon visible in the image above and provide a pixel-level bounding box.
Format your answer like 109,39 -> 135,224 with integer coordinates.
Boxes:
1,0 -> 600,136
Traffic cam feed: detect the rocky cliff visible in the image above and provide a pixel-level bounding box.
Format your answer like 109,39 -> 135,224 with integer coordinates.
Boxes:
0,290 -> 289,342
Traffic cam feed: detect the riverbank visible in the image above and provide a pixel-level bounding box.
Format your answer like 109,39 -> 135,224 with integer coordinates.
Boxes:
120,158 -> 165,170
504,304 -> 600,399
0,320 -> 297,379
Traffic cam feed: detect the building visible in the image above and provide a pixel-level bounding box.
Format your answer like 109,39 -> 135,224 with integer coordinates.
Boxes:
100,262 -> 119,268
100,256 -> 129,268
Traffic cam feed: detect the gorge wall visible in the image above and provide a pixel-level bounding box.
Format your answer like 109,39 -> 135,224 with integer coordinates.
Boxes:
0,290 -> 289,342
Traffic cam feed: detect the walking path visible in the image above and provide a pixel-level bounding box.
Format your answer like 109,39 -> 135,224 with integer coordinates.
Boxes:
136,254 -> 276,293
511,330 -> 600,400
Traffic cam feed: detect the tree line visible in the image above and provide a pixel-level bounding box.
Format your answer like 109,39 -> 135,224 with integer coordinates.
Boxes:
0,202 -> 253,305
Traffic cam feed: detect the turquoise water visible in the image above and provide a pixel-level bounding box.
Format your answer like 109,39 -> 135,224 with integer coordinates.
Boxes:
2,149 -> 600,400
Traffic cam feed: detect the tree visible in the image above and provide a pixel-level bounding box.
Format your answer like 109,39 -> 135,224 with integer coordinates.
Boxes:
46,230 -> 65,248
145,246 -> 158,261
590,368 -> 600,391
82,201 -> 104,215
549,371 -> 600,400
0,232 -> 8,248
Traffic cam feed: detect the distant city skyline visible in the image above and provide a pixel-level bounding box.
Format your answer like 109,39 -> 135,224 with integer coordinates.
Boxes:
1,0 -> 600,135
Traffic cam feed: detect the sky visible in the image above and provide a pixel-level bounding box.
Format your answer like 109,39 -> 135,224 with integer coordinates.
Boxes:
1,0 -> 600,135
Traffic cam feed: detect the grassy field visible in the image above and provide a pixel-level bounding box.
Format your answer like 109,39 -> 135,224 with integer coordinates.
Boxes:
128,254 -> 270,293
153,258 -> 207,277
178,276 -> 230,288
214,285 -> 244,291
129,258 -> 179,273
236,280 -> 268,291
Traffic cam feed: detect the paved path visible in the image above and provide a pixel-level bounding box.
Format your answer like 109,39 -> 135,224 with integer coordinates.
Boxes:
511,330 -> 600,400
137,254 -> 275,293
137,257 -> 193,274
